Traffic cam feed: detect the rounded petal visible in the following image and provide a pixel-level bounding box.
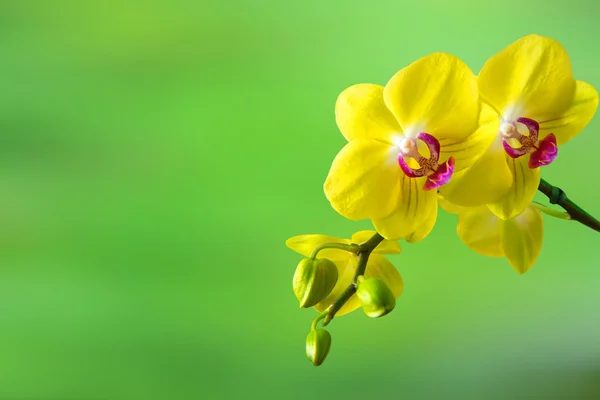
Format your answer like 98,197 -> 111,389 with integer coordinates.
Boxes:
350,230 -> 402,255
365,254 -> 403,300
286,234 -> 349,260
350,230 -> 378,244
437,194 -> 465,215
373,176 -> 438,240
324,140 -> 401,220
502,207 -> 544,274
438,102 -> 499,172
538,80 -> 599,146
335,84 -> 402,143
405,203 -> 438,243
383,52 -> 480,140
487,156 -> 540,220
439,137 -> 513,207
457,206 -> 504,258
478,35 -> 575,119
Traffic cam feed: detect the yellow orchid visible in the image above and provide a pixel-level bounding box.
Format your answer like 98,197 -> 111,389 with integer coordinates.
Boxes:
440,196 -> 544,274
324,52 -> 497,240
441,35 -> 599,219
285,34 -> 600,367
286,231 -> 403,316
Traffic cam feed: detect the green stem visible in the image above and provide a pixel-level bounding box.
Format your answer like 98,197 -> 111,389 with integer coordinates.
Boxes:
311,310 -> 328,331
358,233 -> 386,254
309,243 -> 359,259
322,285 -> 356,326
323,233 -> 385,326
538,179 -> 600,232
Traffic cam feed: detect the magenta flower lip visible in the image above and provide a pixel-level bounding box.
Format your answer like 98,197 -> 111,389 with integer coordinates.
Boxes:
502,117 -> 558,168
398,132 -> 455,190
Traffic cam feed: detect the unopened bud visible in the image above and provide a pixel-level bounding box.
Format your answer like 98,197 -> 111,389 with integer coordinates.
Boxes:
293,258 -> 338,308
356,276 -> 396,318
306,329 -> 331,367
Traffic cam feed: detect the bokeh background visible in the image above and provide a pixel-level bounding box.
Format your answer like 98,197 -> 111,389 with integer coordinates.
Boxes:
1,0 -> 599,398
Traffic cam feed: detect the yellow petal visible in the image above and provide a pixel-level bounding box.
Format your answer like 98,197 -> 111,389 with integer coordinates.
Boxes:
439,102 -> 498,172
437,194 -> 465,215
324,140 -> 401,220
502,207 -> 544,274
478,34 -> 575,119
350,230 -> 377,244
405,203 -> 438,243
383,52 -> 480,140
456,206 -> 504,258
538,80 -> 599,146
439,137 -> 513,207
335,84 -> 402,143
487,156 -> 540,220
285,234 -> 350,260
350,230 -> 402,255
373,175 -> 438,240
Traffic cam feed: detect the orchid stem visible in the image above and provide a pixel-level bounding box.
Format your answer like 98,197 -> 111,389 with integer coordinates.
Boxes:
309,243 -> 359,259
538,178 -> 600,232
323,233 -> 385,326
311,310 -> 328,331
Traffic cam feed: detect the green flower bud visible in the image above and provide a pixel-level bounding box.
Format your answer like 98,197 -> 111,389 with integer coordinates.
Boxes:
356,276 -> 396,318
306,329 -> 331,367
293,258 -> 338,308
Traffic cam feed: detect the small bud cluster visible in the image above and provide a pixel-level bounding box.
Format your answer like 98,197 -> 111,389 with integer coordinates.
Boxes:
292,241 -> 400,366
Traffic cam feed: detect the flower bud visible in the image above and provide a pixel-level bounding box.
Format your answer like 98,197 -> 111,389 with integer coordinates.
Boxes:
306,329 -> 331,366
356,276 -> 396,318
293,258 -> 338,308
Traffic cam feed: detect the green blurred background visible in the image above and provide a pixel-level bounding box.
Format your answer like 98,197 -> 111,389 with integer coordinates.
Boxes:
1,0 -> 599,398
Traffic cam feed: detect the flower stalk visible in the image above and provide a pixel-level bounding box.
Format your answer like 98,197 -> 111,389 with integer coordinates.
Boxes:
538,179 -> 600,232
323,233 -> 385,325
309,243 -> 360,259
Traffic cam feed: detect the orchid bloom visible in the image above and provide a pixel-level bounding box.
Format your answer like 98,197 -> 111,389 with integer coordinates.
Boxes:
324,53 -> 495,240
440,35 -> 598,219
286,231 -> 403,316
440,196 -> 544,274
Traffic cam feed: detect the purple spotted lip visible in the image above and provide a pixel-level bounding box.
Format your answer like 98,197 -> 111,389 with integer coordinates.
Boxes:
397,132 -> 455,191
502,117 -> 558,168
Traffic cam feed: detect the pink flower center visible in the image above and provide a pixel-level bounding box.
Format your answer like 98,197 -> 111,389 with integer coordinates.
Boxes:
397,132 -> 455,191
501,117 -> 558,168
